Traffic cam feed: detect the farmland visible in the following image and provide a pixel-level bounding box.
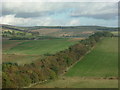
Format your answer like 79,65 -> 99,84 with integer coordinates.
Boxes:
2,54 -> 42,65
2,24 -> 118,38
33,37 -> 118,88
3,38 -> 79,64
1,1 -> 119,88
33,77 -> 118,88
3,39 -> 78,55
65,37 -> 118,77
2,25 -> 118,88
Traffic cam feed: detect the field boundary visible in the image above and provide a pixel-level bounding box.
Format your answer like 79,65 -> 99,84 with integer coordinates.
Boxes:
28,38 -> 104,88
24,44 -> 96,88
26,46 -> 96,88
61,46 -> 95,76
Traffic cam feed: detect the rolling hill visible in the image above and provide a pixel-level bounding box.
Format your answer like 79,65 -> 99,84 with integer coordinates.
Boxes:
1,24 -> 118,38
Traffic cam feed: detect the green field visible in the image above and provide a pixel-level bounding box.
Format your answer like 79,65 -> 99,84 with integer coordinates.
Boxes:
33,37 -> 118,88
3,39 -> 78,55
3,38 -> 78,64
3,40 -> 26,52
65,37 -> 118,77
2,54 -> 42,65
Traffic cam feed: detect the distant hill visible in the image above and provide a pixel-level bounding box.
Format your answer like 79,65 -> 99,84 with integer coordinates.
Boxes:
1,24 -> 118,37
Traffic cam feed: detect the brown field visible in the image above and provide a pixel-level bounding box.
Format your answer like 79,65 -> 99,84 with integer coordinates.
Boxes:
30,29 -> 94,37
81,31 -> 93,34
31,28 -> 62,35
68,38 -> 85,41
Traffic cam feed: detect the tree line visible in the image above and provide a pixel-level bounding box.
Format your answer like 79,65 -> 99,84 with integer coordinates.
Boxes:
2,31 -> 113,88
2,30 -> 39,39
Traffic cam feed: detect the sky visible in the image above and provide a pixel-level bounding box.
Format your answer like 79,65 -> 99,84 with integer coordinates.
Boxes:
0,0 -> 119,27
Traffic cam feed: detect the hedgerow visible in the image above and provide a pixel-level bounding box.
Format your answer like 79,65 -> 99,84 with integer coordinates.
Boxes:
2,31 -> 113,88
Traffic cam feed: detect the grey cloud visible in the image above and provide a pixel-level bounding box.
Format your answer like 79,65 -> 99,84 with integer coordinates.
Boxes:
1,2 -> 118,27
15,11 -> 55,18
1,2 -> 64,18
1,7 -> 13,16
71,13 -> 118,20
2,8 -> 56,18
70,2 -> 118,20
1,2 -> 118,20
2,10 -> 11,16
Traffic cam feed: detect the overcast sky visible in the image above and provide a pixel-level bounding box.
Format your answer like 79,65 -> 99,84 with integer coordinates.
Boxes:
0,0 -> 119,27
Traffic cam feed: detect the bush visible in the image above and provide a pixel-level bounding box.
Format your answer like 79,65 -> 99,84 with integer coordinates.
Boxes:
49,70 -> 57,79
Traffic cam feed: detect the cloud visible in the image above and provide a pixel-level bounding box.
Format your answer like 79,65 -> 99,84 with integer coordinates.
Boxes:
70,2 -> 118,19
67,19 -> 80,26
1,0 -> 119,2
0,2 -> 118,26
2,2 -> 118,19
0,14 -> 31,25
0,14 -> 60,26
2,2 -> 66,18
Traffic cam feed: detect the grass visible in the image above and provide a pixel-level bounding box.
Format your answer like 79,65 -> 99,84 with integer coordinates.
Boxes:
111,31 -> 118,36
2,54 -> 42,65
33,37 -> 118,88
3,38 -> 78,64
3,39 -> 78,55
65,37 -> 118,77
33,77 -> 118,88
3,40 -> 27,52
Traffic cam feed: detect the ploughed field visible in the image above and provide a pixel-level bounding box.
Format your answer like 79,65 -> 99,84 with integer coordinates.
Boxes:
2,38 -> 78,65
33,37 -> 118,88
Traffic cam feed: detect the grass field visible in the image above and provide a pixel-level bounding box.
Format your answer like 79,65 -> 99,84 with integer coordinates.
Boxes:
3,39 -> 78,55
3,38 -> 78,64
65,37 -> 118,77
3,40 -> 26,52
33,37 -> 118,88
2,54 -> 42,65
33,77 -> 118,88
111,31 -> 118,36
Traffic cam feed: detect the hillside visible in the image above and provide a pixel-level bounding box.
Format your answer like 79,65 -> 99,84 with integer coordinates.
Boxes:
65,37 -> 118,77
1,24 -> 118,38
3,39 -> 78,55
2,32 -> 115,88
33,37 -> 118,88
3,38 -> 79,65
